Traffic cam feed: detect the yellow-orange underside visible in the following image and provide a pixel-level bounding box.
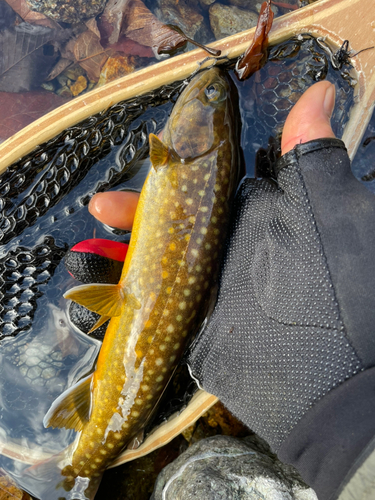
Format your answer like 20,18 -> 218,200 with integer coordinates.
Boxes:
0,0 -> 373,467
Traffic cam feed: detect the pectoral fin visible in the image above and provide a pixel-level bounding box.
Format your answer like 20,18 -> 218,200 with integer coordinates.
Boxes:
43,374 -> 93,431
64,283 -> 140,317
149,134 -> 170,170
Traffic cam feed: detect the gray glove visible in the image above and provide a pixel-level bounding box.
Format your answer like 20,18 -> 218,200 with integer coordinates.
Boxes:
188,138 -> 375,500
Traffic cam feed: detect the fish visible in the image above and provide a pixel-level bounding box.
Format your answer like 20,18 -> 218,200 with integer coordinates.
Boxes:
23,66 -> 242,500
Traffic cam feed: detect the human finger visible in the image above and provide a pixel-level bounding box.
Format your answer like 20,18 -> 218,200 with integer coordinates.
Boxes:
281,80 -> 336,155
88,190 -> 139,230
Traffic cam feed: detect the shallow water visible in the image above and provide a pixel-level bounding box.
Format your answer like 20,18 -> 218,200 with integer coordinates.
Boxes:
0,34 -> 362,499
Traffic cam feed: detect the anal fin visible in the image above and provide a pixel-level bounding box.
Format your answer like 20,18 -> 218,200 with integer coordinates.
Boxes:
43,373 -> 93,432
88,315 -> 110,334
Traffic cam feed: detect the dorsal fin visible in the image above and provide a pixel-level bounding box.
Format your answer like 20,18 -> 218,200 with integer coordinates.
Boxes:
149,133 -> 170,170
64,283 -> 140,317
43,374 -> 93,431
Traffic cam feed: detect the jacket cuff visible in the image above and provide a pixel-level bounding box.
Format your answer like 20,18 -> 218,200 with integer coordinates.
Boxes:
278,367 -> 375,500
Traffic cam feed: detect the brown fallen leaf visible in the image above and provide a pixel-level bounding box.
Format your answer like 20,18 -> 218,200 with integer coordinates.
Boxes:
0,23 -> 59,92
99,0 -> 219,58
0,89 -> 69,142
235,0 -> 274,80
98,0 -> 130,46
60,37 -> 76,61
122,0 -> 186,55
85,16 -> 101,38
73,30 -> 109,82
46,57 -> 73,81
109,35 -> 154,58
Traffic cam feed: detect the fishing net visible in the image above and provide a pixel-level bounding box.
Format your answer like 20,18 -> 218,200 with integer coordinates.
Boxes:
0,35 -> 358,478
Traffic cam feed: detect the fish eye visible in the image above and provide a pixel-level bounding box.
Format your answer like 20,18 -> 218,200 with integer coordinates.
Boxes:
204,83 -> 225,101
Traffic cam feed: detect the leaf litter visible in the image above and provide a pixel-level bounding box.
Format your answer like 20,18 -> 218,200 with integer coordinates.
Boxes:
0,0 -> 275,141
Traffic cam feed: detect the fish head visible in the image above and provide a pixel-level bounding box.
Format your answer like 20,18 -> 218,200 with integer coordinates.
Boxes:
163,67 -> 240,161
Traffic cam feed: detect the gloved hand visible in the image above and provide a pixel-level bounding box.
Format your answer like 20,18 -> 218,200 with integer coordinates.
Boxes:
87,81 -> 375,500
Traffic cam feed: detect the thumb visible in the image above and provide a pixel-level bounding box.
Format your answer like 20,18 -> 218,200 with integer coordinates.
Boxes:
281,81 -> 336,156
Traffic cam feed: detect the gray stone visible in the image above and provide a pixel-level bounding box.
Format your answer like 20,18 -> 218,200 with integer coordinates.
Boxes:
253,1 -> 279,15
151,434 -> 318,500
228,0 -> 279,17
209,3 -> 258,40
228,0 -> 259,8
25,0 -> 106,23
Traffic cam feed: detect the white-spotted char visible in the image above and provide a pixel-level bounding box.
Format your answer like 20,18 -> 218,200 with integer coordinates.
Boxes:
42,66 -> 242,499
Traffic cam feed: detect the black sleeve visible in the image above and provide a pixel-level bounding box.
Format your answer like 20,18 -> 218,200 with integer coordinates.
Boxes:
278,367 -> 375,500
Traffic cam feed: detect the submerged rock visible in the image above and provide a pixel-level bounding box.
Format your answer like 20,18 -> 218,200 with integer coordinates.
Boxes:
199,0 -> 216,6
97,55 -> 137,87
228,0 -> 279,15
25,0 -> 106,23
151,434 -> 318,500
69,75 -> 88,96
209,3 -> 258,40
